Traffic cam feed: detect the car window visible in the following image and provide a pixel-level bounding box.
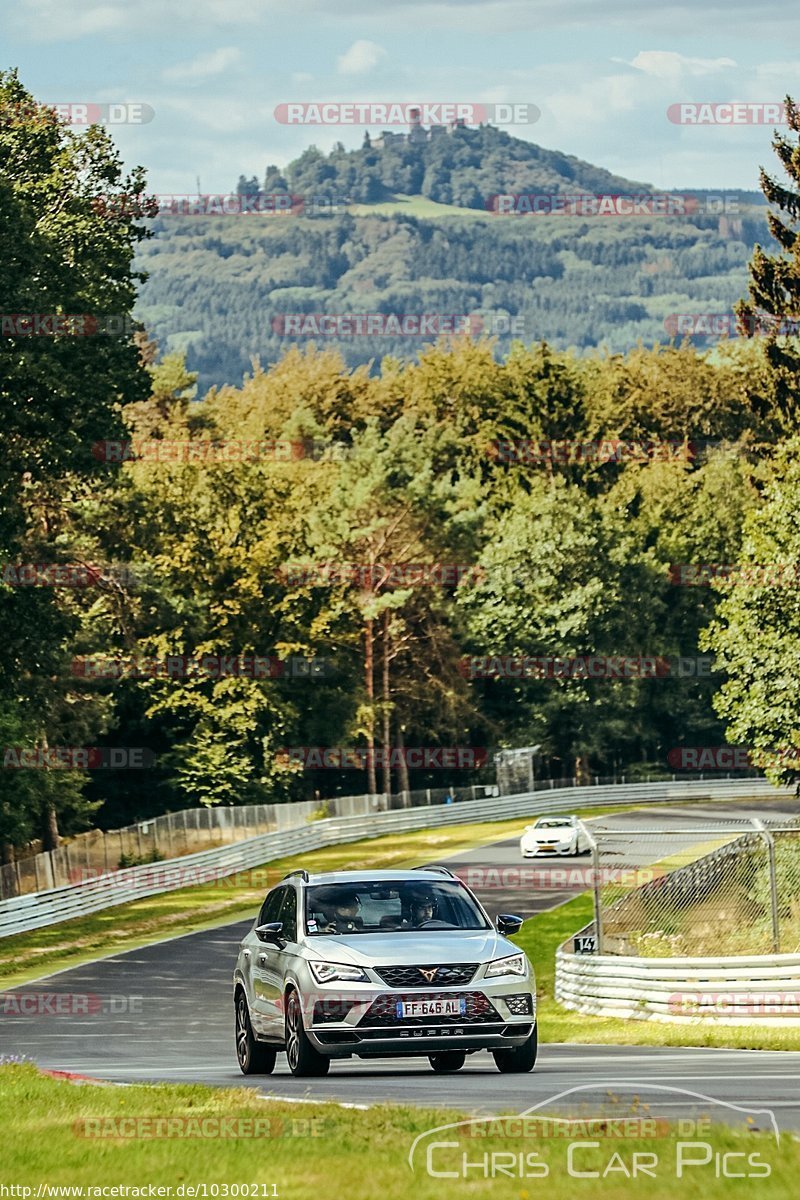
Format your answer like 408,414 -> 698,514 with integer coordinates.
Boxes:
278,887 -> 298,942
304,880 -> 491,935
258,886 -> 286,928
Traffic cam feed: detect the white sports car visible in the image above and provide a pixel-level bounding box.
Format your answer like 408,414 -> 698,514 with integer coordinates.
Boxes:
519,815 -> 590,858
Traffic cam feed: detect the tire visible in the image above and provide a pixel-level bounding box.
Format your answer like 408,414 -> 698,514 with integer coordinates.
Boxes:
428,1051 -> 466,1073
285,990 -> 330,1077
492,1023 -> 538,1074
235,990 -> 276,1075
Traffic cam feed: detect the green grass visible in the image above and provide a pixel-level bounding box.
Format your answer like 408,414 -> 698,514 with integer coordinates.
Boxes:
0,803 -> 639,989
1,1063 -> 796,1197
512,894 -> 800,1051
346,192 -> 489,219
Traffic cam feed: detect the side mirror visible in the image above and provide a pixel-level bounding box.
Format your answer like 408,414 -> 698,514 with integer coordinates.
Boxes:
497,913 -> 524,936
255,921 -> 285,946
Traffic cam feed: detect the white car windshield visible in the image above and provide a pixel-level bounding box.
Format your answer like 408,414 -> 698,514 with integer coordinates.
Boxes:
535,819 -> 572,829
304,880 -> 491,935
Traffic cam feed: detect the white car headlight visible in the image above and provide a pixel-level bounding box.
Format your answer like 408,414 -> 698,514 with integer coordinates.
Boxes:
309,960 -> 370,984
484,953 -> 528,979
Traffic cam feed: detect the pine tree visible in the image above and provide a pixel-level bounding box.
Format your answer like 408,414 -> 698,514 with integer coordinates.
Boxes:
736,95 -> 800,424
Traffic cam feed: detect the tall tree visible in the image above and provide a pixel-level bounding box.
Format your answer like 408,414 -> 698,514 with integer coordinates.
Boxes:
0,71 -> 153,849
736,94 -> 800,427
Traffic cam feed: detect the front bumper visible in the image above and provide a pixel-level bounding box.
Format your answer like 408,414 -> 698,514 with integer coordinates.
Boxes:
303,976 -> 536,1058
520,840 -> 574,857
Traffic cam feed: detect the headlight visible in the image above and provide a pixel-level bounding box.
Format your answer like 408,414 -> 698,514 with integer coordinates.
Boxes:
309,960 -> 370,984
484,953 -> 528,978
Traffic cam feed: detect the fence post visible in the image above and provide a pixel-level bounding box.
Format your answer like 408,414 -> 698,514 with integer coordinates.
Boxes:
580,822 -> 604,955
752,818 -> 780,953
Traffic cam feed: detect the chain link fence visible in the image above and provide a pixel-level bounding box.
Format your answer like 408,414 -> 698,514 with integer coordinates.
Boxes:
583,818 -> 800,956
0,783 -> 505,900
0,765 -> 766,902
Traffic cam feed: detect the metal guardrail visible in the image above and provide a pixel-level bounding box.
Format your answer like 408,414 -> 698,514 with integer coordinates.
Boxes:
0,777 -> 789,939
555,946 -> 800,1026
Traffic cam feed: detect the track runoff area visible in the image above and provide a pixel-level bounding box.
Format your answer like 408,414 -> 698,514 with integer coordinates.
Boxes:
2,798 -> 800,1124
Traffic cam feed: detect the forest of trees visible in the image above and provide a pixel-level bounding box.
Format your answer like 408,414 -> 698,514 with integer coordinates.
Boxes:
137,205 -> 772,394
2,71 -> 800,860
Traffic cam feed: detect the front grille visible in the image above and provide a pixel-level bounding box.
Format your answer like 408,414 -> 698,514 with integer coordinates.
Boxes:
373,963 -> 477,988
360,992 -> 500,1027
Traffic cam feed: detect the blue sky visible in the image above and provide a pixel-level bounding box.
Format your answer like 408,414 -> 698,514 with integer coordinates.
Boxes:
3,0 -> 799,192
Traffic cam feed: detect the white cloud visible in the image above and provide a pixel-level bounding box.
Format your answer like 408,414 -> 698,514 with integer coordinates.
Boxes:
626,51 -> 737,79
336,39 -> 387,75
163,48 -> 242,83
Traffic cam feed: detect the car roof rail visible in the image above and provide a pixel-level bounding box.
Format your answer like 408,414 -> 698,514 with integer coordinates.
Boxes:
282,869 -> 309,883
412,865 -> 456,878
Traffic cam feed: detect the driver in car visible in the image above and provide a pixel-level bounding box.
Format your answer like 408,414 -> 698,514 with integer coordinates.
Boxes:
318,891 -> 362,934
408,888 -> 437,927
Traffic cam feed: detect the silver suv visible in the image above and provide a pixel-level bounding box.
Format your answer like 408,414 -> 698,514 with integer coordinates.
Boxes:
233,866 -> 536,1077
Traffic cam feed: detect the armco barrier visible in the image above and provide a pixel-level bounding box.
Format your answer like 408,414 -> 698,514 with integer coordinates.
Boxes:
555,945 -> 800,1026
0,777 -> 788,939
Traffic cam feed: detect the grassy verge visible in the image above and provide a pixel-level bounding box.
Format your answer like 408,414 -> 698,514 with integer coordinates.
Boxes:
0,1063 -> 795,1198
512,894 -> 800,1051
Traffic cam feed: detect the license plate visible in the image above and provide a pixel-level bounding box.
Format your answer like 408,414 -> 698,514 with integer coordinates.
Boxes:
539,844 -> 555,851
396,997 -> 466,1019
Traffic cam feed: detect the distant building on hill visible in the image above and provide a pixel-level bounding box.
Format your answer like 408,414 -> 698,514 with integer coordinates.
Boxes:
372,108 -> 475,149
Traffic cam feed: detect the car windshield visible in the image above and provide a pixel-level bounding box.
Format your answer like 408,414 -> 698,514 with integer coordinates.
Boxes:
304,880 -> 491,935
536,819 -> 571,829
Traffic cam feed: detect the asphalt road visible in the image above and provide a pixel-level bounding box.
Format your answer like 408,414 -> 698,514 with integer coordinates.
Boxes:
2,801 -> 799,1130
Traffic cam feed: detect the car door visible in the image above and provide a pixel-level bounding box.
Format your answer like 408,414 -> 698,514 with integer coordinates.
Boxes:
272,886 -> 301,1034
249,886 -> 286,1037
